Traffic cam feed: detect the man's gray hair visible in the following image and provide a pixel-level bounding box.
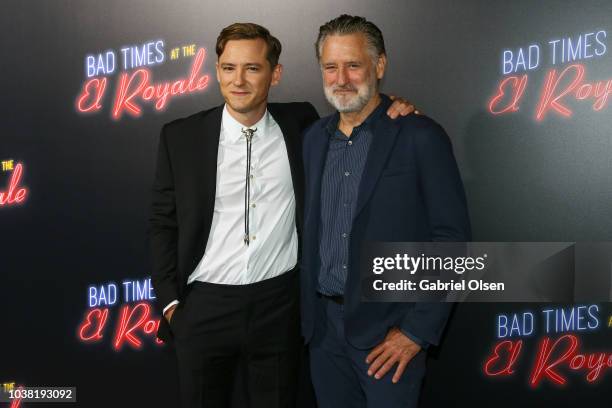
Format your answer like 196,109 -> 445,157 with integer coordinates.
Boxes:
315,14 -> 386,62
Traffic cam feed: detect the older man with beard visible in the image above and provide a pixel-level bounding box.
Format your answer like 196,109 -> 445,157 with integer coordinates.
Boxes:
300,15 -> 472,407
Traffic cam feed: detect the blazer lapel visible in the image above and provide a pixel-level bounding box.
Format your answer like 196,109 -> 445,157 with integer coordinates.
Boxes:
187,105 -> 223,273
304,122 -> 328,286
268,104 -> 304,219
305,124 -> 329,225
354,115 -> 400,218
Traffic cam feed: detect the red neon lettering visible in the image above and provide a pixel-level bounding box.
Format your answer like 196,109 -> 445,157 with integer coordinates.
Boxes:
10,399 -> 21,408
9,387 -> 23,408
112,69 -> 149,119
488,75 -> 528,114
591,354 -> 612,381
77,308 -> 109,342
77,301 -> 165,350
484,340 -> 523,376
171,79 -> 186,94
535,64 -> 584,121
113,302 -> 162,350
0,163 -> 28,207
76,77 -> 107,113
567,351 -> 612,382
529,334 -> 612,386
143,319 -> 165,345
155,82 -> 172,109
576,83 -> 592,100
490,63 -> 611,121
111,48 -> 209,119
530,335 -> 577,386
569,354 -> 585,369
185,48 -> 209,92
143,319 -> 158,334
592,79 -> 612,111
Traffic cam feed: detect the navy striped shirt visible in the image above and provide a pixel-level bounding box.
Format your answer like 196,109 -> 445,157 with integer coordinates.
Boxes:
317,100 -> 387,296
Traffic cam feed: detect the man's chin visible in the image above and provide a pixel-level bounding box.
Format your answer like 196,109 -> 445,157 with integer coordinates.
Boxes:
325,92 -> 361,112
330,99 -> 362,113
336,106 -> 360,113
225,101 -> 255,114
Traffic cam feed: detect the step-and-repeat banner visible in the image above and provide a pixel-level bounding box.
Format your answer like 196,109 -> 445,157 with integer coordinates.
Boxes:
2,1 -> 611,406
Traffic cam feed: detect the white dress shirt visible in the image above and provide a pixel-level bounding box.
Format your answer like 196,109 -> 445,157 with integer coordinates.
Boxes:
164,105 -> 297,313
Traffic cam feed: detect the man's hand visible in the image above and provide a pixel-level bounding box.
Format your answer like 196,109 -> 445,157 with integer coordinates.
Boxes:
365,327 -> 421,383
164,304 -> 177,323
387,95 -> 421,119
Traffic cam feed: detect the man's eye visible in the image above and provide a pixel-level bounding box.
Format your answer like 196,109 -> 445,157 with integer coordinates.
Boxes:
325,66 -> 336,71
223,67 -> 234,72
349,64 -> 360,69
247,67 -> 259,72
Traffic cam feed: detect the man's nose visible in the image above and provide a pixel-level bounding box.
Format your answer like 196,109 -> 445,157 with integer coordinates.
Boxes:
233,68 -> 245,86
337,66 -> 348,86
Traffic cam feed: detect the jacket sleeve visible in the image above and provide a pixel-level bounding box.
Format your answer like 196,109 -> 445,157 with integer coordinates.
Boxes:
400,120 -> 471,346
300,102 -> 320,130
414,120 -> 471,242
148,124 -> 180,315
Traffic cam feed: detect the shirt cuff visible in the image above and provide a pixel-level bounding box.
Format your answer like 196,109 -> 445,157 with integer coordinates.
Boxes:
399,328 -> 429,350
163,300 -> 179,316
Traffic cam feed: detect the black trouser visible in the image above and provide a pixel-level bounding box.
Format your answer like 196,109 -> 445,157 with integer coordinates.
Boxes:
171,269 -> 301,408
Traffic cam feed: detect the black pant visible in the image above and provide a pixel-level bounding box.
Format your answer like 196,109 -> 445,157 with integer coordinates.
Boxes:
171,269 -> 301,408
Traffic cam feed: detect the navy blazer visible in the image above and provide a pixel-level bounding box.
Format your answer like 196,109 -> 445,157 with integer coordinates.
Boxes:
301,100 -> 471,349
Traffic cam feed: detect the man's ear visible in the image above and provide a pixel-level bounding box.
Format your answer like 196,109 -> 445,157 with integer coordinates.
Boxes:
215,62 -> 220,83
376,54 -> 387,80
271,63 -> 283,86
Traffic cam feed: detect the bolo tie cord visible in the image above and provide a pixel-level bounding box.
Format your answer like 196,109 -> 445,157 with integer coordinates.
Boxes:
242,128 -> 256,245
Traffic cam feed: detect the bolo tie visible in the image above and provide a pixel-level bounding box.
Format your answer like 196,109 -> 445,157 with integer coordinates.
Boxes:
241,127 -> 257,245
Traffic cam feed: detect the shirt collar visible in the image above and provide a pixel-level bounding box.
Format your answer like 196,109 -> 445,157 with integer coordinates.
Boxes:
221,104 -> 270,143
325,93 -> 391,137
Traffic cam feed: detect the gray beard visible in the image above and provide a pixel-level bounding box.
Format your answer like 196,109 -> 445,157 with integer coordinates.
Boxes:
324,84 -> 374,113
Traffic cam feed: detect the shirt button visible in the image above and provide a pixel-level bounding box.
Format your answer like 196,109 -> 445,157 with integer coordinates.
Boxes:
342,264 -> 347,269
342,233 -> 347,238
252,235 -> 256,240
250,174 -> 254,179
344,171 -> 350,176
348,140 -> 353,146
251,203 -> 256,208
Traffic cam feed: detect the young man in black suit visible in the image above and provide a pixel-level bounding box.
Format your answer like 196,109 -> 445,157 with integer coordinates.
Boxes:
149,22 -> 414,408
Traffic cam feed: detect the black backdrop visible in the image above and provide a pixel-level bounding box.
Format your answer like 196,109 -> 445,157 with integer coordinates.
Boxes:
2,1 -> 612,407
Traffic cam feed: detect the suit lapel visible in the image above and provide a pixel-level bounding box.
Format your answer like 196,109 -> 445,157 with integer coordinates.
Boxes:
305,123 -> 329,225
354,115 -> 400,218
268,104 -> 304,216
304,121 -> 329,287
189,105 -> 223,271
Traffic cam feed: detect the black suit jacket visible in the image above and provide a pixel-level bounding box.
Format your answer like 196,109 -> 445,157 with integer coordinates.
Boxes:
149,102 -> 319,343
301,97 -> 471,349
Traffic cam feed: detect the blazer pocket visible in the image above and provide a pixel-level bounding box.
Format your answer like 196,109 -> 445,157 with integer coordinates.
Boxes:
381,166 -> 412,177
